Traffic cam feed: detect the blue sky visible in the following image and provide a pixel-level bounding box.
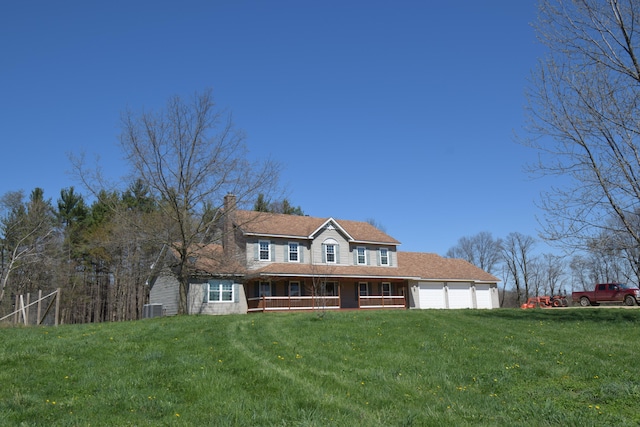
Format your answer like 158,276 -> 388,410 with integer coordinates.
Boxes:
1,1 -> 549,255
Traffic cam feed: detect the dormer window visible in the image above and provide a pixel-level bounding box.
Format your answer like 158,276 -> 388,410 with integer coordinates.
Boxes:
322,238 -> 338,264
326,244 -> 336,263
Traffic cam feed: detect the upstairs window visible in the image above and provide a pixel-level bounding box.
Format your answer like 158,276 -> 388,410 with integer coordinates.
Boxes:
322,238 -> 339,264
288,242 -> 299,262
380,248 -> 389,266
325,244 -> 336,263
356,247 -> 367,265
259,240 -> 271,261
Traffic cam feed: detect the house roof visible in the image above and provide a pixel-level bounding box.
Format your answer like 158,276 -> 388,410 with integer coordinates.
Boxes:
396,252 -> 498,282
165,243 -> 246,277
233,210 -> 400,245
249,251 -> 498,283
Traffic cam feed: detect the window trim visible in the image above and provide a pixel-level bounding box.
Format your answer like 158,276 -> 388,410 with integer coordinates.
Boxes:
258,281 -> 272,297
322,281 -> 338,296
288,242 -> 299,262
259,240 -> 271,261
325,243 -> 336,264
359,282 -> 369,297
289,281 -> 301,296
379,248 -> 389,266
382,282 -> 391,296
208,282 -> 234,303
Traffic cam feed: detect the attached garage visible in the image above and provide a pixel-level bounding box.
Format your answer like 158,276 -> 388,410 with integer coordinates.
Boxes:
447,283 -> 473,309
412,281 -> 499,309
417,283 -> 447,309
474,284 -> 493,309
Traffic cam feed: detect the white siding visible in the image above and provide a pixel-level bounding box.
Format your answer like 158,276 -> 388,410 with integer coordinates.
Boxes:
475,284 -> 493,309
447,283 -> 473,309
418,283 -> 447,309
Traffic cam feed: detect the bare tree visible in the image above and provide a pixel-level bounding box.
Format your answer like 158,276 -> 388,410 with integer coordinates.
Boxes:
119,89 -> 279,314
501,232 -> 537,304
446,231 -> 503,274
0,189 -> 57,306
525,0 -> 640,252
534,253 -> 567,296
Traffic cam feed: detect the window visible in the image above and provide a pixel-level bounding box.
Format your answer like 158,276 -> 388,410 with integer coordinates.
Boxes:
382,282 -> 391,296
259,240 -> 270,261
356,247 -> 366,265
359,282 -> 369,297
209,282 -> 234,302
289,281 -> 300,296
288,242 -> 299,262
325,244 -> 336,263
259,281 -> 272,297
380,248 -> 389,266
322,281 -> 338,296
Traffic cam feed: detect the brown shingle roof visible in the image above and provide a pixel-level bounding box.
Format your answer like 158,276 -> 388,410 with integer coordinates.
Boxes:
249,251 -> 498,283
397,252 -> 498,282
167,244 -> 246,276
233,210 -> 400,244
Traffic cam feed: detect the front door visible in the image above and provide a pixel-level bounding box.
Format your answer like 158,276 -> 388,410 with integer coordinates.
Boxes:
341,281 -> 358,308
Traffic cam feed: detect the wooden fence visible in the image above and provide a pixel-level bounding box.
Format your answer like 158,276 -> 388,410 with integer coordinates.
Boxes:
0,288 -> 61,326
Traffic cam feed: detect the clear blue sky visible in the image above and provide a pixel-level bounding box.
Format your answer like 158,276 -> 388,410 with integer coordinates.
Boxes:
1,1 -> 549,256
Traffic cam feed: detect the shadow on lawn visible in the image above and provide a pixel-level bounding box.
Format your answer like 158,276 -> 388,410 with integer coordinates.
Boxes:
473,307 -> 640,323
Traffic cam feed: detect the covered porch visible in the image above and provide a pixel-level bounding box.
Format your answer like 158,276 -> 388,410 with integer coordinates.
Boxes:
246,277 -> 408,312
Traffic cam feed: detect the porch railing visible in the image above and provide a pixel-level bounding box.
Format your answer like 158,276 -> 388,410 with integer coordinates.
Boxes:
247,294 -> 407,312
247,295 -> 340,312
358,295 -> 406,309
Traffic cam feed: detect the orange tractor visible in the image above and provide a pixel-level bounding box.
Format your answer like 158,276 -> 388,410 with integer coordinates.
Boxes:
520,295 -> 569,309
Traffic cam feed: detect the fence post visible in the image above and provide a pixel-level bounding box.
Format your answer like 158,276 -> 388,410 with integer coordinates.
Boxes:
19,295 -> 27,325
37,290 -> 42,325
54,288 -> 61,326
14,294 -> 19,324
26,293 -> 31,325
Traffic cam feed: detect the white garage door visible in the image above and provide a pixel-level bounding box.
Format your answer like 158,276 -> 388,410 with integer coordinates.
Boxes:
418,283 -> 446,309
475,284 -> 493,309
447,283 -> 473,309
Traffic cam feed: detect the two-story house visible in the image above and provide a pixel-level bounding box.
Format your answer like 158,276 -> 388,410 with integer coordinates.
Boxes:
148,194 -> 500,316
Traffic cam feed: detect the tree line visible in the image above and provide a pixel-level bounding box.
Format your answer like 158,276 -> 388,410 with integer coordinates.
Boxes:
446,229 -> 640,308
1,89 -> 280,322
0,183 -> 159,322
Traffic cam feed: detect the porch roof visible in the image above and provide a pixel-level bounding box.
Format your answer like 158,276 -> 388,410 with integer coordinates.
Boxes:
248,252 -> 499,283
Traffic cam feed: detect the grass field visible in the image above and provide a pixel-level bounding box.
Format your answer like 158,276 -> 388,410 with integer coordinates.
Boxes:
2,308 -> 640,426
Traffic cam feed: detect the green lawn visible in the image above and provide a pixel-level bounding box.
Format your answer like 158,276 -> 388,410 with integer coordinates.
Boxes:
2,308 -> 640,426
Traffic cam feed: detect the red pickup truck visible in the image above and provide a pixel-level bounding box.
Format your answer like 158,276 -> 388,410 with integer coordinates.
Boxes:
572,283 -> 640,307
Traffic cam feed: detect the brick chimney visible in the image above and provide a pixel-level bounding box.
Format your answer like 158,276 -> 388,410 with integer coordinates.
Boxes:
223,193 -> 237,260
